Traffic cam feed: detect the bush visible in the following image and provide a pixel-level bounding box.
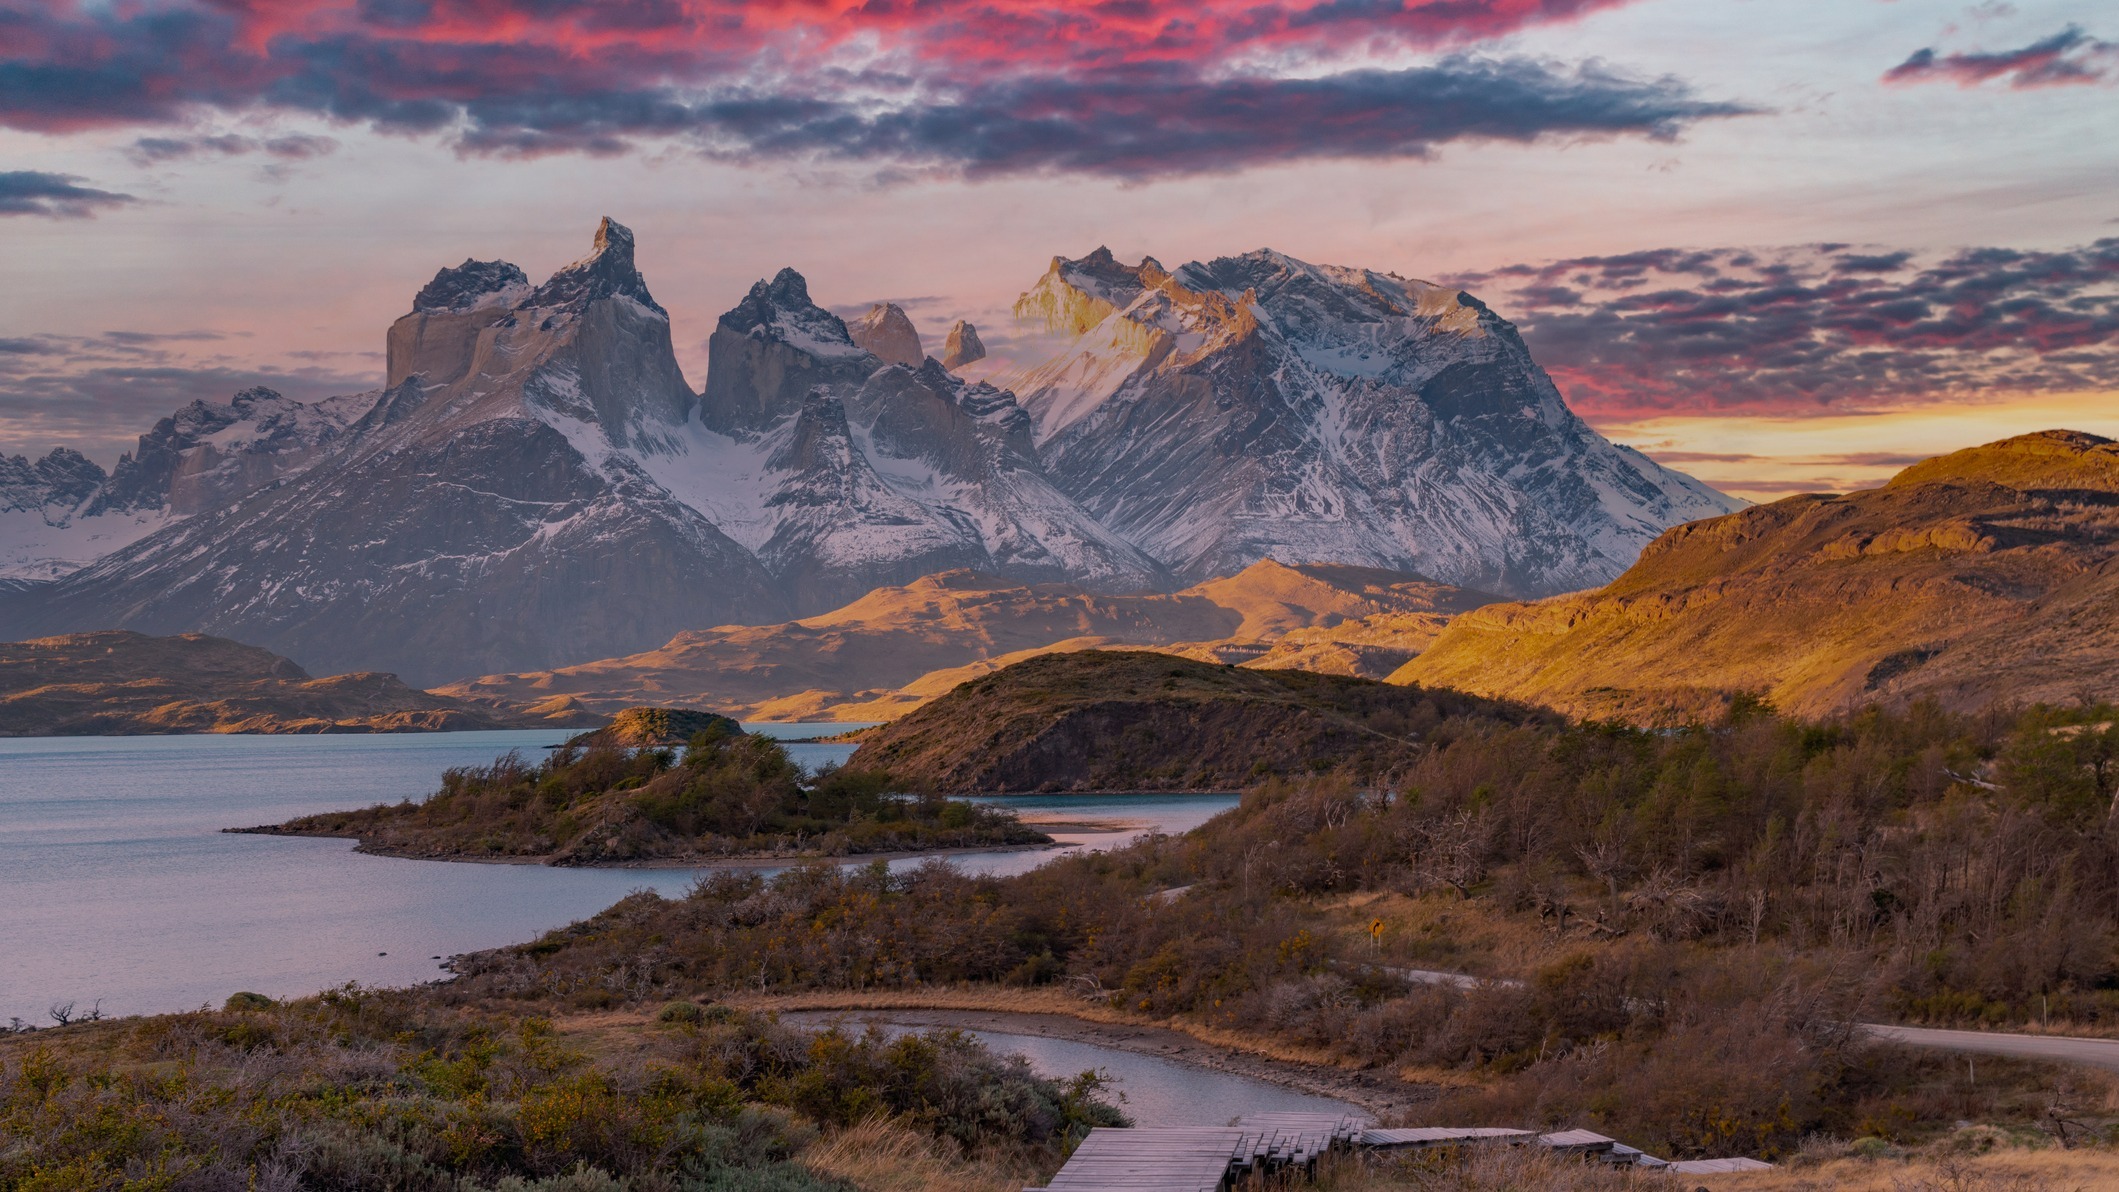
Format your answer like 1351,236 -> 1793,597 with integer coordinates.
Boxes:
658,1001 -> 706,1026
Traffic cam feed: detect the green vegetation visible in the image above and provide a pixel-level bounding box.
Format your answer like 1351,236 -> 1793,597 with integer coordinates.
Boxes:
246,724 -> 1046,865
0,987 -> 1119,1191
457,697 -> 2119,1158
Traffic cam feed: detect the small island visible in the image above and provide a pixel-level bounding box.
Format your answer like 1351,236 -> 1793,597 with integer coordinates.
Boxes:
234,707 -> 1049,865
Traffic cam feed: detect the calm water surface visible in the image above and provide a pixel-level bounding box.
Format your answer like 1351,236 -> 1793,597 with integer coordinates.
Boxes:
0,730 -> 1236,1021
825,1021 -> 1360,1127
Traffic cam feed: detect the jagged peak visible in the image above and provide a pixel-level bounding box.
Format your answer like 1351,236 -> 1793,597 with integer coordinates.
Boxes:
847,302 -> 924,367
941,319 -> 985,368
718,267 -> 872,363
761,266 -> 814,307
522,216 -> 664,316
412,258 -> 531,314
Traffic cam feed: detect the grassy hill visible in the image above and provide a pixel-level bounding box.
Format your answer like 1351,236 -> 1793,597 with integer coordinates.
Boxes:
1398,430 -> 2119,721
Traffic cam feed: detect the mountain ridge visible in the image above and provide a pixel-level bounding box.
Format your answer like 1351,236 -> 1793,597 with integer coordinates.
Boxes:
436,558 -> 1499,721
0,222 -> 1733,685
0,630 -> 559,735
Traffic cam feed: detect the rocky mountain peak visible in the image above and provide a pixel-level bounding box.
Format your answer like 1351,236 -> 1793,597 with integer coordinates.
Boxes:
522,216 -> 663,316
941,320 -> 986,368
718,268 -> 864,355
702,267 -> 878,434
412,259 -> 531,313
0,448 -> 107,514
847,302 -> 925,367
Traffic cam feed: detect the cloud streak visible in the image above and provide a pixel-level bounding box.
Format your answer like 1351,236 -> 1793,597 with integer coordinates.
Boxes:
1885,25 -> 2118,88
0,0 -> 1743,178
1458,239 -> 2119,418
0,171 -> 135,218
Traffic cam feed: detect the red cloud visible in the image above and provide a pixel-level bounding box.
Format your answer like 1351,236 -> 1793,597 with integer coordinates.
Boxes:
0,0 -> 1731,176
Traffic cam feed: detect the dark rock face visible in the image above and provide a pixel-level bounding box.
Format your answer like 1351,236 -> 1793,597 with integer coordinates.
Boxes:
0,449 -> 106,513
700,268 -> 878,434
88,387 -> 366,517
523,217 -> 663,316
412,259 -> 530,313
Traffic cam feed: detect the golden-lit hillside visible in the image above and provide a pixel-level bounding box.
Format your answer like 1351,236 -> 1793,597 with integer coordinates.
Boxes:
1396,430 -> 2119,721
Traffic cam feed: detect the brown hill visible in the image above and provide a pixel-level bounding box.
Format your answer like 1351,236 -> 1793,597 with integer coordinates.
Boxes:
1395,430 -> 2119,721
0,630 -> 557,735
845,649 -> 1553,792
438,560 -> 1495,721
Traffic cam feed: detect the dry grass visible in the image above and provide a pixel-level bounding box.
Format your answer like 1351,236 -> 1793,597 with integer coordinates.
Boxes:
1711,1147 -> 2119,1191
1303,1146 -> 1657,1190
1314,888 -> 1590,978
799,1115 -> 1025,1192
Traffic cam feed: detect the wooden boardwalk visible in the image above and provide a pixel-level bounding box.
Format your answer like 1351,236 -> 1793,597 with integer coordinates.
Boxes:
1035,1112 -> 1775,1188
1035,1111 -> 1369,1191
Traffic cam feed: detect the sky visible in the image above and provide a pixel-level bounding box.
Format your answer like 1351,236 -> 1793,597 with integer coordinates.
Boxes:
1,0 -> 2114,500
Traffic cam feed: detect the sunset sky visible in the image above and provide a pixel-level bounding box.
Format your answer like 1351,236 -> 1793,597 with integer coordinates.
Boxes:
3,0 -> 2114,500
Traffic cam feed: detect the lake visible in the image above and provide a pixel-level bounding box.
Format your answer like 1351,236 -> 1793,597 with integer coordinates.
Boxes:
0,730 -> 1237,1022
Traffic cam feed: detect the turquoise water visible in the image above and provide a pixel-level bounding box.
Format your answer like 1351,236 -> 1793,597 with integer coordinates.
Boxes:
0,731 -> 1236,1022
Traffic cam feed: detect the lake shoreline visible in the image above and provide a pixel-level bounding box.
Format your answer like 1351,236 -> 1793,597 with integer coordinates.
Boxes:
222,825 -> 1081,870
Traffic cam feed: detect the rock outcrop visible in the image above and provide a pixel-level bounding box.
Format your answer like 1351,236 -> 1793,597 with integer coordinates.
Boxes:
846,302 -> 925,368
940,320 -> 986,368
1397,431 -> 2119,720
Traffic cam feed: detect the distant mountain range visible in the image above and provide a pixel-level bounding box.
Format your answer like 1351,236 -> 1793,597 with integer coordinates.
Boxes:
1399,430 -> 2119,720
0,219 -> 1735,686
0,631 -> 551,735
434,558 -> 1499,723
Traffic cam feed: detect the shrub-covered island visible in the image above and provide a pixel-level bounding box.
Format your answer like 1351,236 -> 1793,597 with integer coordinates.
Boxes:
238,709 -> 1048,865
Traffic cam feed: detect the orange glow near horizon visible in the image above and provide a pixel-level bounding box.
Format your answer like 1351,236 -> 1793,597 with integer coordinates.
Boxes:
1600,390 -> 2119,502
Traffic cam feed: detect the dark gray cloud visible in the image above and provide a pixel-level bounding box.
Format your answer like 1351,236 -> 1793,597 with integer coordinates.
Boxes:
0,0 -> 1741,179
0,171 -> 135,218
128,132 -> 340,164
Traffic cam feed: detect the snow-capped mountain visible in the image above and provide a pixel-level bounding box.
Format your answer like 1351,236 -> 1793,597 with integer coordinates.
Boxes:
0,386 -> 372,581
0,226 -> 1738,685
976,248 -> 1740,594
